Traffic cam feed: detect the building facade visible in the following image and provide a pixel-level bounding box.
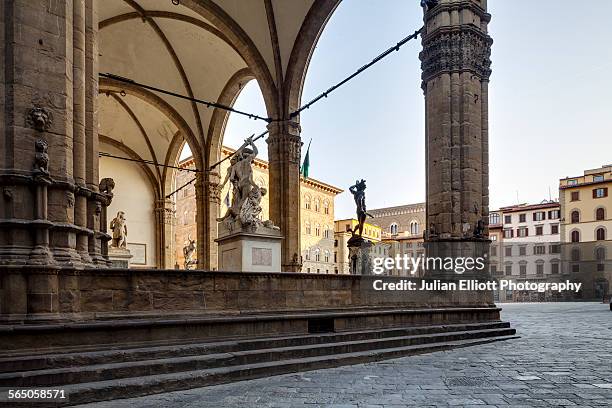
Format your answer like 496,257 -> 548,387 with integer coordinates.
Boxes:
559,165 -> 611,300
496,202 -> 562,301
175,149 -> 342,273
368,203 -> 426,239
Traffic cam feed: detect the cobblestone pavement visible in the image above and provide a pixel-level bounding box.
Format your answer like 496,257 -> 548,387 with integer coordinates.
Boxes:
79,303 -> 612,407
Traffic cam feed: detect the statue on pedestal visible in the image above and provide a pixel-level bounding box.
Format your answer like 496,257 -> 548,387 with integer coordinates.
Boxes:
217,136 -> 278,232
183,235 -> 197,269
349,179 -> 373,239
110,211 -> 127,248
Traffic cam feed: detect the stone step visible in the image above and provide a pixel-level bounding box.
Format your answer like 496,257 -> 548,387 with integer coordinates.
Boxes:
15,334 -> 518,408
0,327 -> 515,387
0,321 -> 509,373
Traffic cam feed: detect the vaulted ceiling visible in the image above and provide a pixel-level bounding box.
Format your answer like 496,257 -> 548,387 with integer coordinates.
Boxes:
97,0 -> 340,195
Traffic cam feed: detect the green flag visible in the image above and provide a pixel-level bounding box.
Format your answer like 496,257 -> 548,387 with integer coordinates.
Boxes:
300,139 -> 311,178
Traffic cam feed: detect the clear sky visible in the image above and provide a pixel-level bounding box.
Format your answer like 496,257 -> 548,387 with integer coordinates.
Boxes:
184,0 -> 612,219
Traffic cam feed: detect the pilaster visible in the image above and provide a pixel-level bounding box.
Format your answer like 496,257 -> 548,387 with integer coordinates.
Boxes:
267,120 -> 302,272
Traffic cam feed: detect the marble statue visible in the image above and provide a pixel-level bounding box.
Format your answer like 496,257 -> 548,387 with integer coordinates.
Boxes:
349,179 -> 373,238
217,136 -> 258,224
110,211 -> 127,248
217,136 -> 278,232
183,235 -> 197,269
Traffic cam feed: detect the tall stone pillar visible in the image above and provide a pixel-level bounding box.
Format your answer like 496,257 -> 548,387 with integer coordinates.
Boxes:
267,121 -> 302,272
0,0 -> 104,270
420,0 -> 493,269
205,172 -> 221,270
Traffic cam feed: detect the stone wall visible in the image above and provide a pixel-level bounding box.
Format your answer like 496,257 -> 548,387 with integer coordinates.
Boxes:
0,268 -> 494,320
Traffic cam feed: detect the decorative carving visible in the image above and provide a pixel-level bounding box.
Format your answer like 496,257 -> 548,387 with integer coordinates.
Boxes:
473,219 -> 485,239
66,191 -> 75,208
420,0 -> 438,10
110,211 -> 127,248
420,27 -> 493,85
33,139 -> 50,175
99,178 -> 115,205
26,106 -> 53,132
183,235 -> 197,269
3,188 -> 13,200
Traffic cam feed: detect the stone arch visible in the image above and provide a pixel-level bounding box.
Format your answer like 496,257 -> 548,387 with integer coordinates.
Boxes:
283,0 -> 342,118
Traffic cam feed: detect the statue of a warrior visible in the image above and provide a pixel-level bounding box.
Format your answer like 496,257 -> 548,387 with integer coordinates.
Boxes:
183,235 -> 197,269
217,136 -> 258,224
110,211 -> 127,248
349,179 -> 373,238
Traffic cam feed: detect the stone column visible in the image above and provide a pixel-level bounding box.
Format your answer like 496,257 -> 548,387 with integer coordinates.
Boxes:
267,120 -> 302,272
154,198 -> 175,269
420,0 -> 493,272
205,172 -> 221,270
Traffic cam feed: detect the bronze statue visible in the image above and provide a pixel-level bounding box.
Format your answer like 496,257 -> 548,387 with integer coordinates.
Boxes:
349,179 -> 373,238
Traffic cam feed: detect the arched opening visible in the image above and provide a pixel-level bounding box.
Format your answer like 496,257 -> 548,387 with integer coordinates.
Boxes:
571,230 -> 580,243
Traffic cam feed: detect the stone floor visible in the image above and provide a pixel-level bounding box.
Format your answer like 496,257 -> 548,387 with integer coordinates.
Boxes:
78,303 -> 612,407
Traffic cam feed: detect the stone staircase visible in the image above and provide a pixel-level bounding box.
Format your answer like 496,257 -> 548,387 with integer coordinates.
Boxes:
0,320 -> 517,406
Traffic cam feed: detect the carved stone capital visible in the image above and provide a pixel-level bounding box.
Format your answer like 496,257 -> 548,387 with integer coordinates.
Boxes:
420,25 -> 493,85
266,124 -> 302,166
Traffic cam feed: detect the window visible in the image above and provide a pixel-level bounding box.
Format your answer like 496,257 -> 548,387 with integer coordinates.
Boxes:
519,246 -> 527,256
315,248 -> 321,262
536,226 -> 543,236
324,226 -> 331,239
549,244 -> 561,254
491,246 -> 497,257
315,224 -> 321,237
534,245 -> 546,255
548,210 -> 560,219
571,191 -> 580,201
491,235 -> 497,241
183,211 -> 189,225
571,230 -> 580,243
596,208 -> 605,221
334,268 -> 339,274
551,224 -> 559,234
593,188 -> 608,198
595,247 -> 606,261
519,265 -> 527,276
571,264 -> 580,273
324,250 -> 330,263
390,223 -> 398,235
596,227 -> 606,241
314,198 -> 320,212
334,252 -> 337,263
519,214 -> 526,223
533,212 -> 545,221
571,248 -> 581,262
503,229 -> 513,238
571,211 -> 580,224
536,263 -> 544,276
505,264 -> 512,276
490,213 -> 500,225
594,174 -> 604,182
304,250 -> 310,261
551,263 -> 559,274
323,200 -> 330,215
410,221 -> 419,235
567,179 -> 578,186
305,222 -> 311,235
334,239 -> 338,247
504,215 -> 512,224
307,268 -> 311,273
518,227 -> 528,237
304,195 -> 311,210
505,246 -> 512,257
490,265 -> 497,275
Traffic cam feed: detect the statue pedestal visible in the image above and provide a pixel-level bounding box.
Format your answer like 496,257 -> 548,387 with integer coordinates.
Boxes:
108,247 -> 133,268
348,236 -> 374,275
216,223 -> 282,272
